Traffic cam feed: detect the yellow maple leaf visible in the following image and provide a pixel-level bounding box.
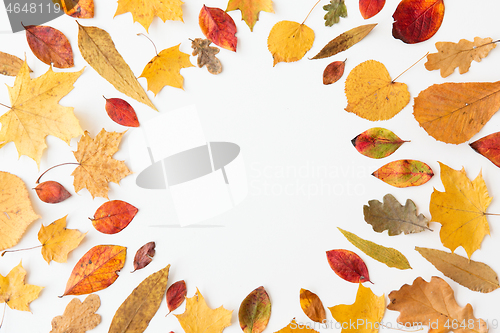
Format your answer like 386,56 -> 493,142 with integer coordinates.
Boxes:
430,162 -> 492,258
72,129 -> 131,199
226,0 -> 274,31
329,284 -> 385,333
38,216 -> 86,264
0,171 -> 40,251
114,0 -> 183,32
175,288 -> 232,333
267,20 -> 314,66
0,261 -> 43,311
345,60 -> 410,121
275,319 -> 320,333
139,44 -> 194,96
0,61 -> 83,166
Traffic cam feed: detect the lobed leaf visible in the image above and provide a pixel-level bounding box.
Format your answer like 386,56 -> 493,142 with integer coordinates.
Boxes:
226,0 -> 274,32
50,294 -> 101,333
323,0 -> 347,27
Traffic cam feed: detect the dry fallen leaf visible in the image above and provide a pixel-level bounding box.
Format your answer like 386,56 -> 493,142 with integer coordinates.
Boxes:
25,24 -> 74,68
299,288 -> 326,323
0,262 -> 43,311
359,0 -> 385,19
55,0 -> 94,18
323,60 -> 345,85
352,127 -> 408,159
470,132 -> 500,168
275,319 -> 319,333
226,0 -> 274,31
114,0 -> 183,32
191,38 -> 222,75
132,241 -> 156,273
0,51 -> 31,76
267,20 -> 314,66
323,0 -> 347,27
104,97 -> 140,127
239,286 -> 271,333
34,181 -> 72,204
50,294 -> 101,333
372,159 -> 434,187
326,249 -> 371,283
392,0 -> 444,44
90,200 -> 138,234
167,280 -> 187,314
199,5 -> 237,52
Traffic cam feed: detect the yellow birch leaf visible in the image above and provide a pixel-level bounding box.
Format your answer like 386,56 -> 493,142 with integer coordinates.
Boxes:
38,216 -> 86,264
226,0 -> 274,32
114,0 -> 183,32
139,44 -> 194,96
267,21 -> 314,66
0,262 -> 43,311
430,162 -> 492,258
345,60 -> 410,121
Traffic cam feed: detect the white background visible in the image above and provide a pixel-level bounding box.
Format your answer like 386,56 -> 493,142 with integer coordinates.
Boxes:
1,0 -> 500,332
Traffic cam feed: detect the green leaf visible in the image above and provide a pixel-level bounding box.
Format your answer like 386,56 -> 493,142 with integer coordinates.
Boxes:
239,286 -> 271,333
352,127 -> 408,159
323,0 -> 347,27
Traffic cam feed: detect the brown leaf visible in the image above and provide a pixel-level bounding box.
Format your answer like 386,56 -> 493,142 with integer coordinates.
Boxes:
299,288 -> 326,323
167,280 -> 187,314
34,181 -> 71,204
0,51 -> 31,76
90,200 -> 138,234
191,38 -> 222,75
323,60 -> 345,85
25,25 -> 74,68
132,241 -> 156,272
104,97 -> 139,127
50,294 -> 101,333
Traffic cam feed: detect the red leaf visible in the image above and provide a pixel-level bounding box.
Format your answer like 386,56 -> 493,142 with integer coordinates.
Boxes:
132,241 -> 155,272
199,5 -> 237,52
25,25 -> 74,68
326,249 -> 371,283
392,0 -> 445,44
359,0 -> 386,19
166,280 -> 187,313
104,97 -> 140,127
90,200 -> 138,234
34,181 -> 71,203
323,60 -> 346,85
470,132 -> 500,168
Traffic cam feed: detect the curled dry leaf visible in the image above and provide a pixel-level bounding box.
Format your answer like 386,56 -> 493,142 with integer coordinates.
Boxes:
352,127 -> 408,159
372,159 -> 434,188
0,262 -> 43,311
132,241 -> 156,272
50,294 -> 101,333
167,280 -> 187,313
62,245 -> 126,296
267,21 -> 314,66
25,24 -> 74,68
114,0 -> 182,32
326,249 -> 371,283
191,38 -> 222,75
34,181 -> 71,204
323,60 -> 345,85
55,0 -> 94,18
359,0 -> 385,19
104,97 -> 139,127
90,200 -> 138,234
470,132 -> 500,168
323,0 -> 347,27
299,288 -> 326,323
0,51 -> 31,76
199,5 -> 237,52
226,0 -> 274,32
239,286 -> 271,333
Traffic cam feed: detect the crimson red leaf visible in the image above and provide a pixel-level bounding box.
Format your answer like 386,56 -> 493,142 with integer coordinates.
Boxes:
166,280 -> 187,314
104,97 -> 139,127
326,249 -> 371,283
470,132 -> 500,168
323,60 -> 346,85
25,25 -> 74,68
34,181 -> 71,203
132,241 -> 155,272
90,200 -> 138,234
199,5 -> 237,52
359,0 -> 385,19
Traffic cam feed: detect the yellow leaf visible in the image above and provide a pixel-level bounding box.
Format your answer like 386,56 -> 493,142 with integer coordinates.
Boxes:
329,284 -> 385,333
345,60 -> 410,121
267,21 -> 314,66
430,162 -> 492,258
0,262 -> 43,311
114,0 -> 183,32
38,216 -> 86,264
72,129 -> 132,199
175,288 -> 232,333
0,61 -> 84,166
0,171 -> 40,251
275,319 -> 320,333
139,44 -> 194,96
226,0 -> 274,31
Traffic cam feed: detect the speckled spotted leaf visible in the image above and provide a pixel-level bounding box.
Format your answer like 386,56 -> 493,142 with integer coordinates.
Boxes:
239,286 -> 271,333
372,160 -> 433,187
352,127 -> 408,159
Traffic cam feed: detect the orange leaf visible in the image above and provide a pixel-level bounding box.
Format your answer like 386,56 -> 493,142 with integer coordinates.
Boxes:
372,160 -> 433,188
104,97 -> 139,127
299,288 -> 326,323
25,25 -> 74,68
326,249 -> 371,283
359,0 -> 385,19
226,0 -> 274,31
90,200 -> 138,234
470,132 -> 500,168
34,181 -> 71,204
323,60 -> 345,85
392,0 -> 444,44
55,0 -> 95,18
62,245 -> 126,296
199,5 -> 237,52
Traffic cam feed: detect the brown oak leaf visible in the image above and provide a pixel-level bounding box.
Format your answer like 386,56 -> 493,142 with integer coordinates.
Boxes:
50,294 -> 101,333
191,38 -> 222,75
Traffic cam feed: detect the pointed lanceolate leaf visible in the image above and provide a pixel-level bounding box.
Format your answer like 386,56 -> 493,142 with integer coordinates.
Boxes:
34,181 -> 71,204
326,249 -> 371,283
352,127 -> 408,159
372,160 -> 433,187
299,289 -> 326,323
239,286 -> 271,333
323,60 -> 345,85
104,97 -> 139,127
90,200 -> 138,234
267,21 -> 314,66
323,0 -> 347,27
25,25 -> 74,68
470,132 -> 500,168
167,280 -> 187,313
199,5 -> 237,52
359,0 -> 385,19
132,241 -> 156,273
226,0 -> 274,32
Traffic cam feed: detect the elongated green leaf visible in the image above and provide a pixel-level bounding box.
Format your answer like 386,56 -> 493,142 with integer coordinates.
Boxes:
239,286 -> 271,333
338,228 -> 411,270
372,159 -> 433,187
311,24 -> 376,59
352,127 -> 408,159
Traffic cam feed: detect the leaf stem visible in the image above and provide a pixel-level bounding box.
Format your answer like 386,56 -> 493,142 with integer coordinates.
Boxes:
1,245 -> 43,257
484,212 -> 500,216
36,162 -> 81,184
0,102 -> 11,109
137,33 -> 158,56
0,303 -> 5,329
302,0 -> 322,25
392,52 -> 429,83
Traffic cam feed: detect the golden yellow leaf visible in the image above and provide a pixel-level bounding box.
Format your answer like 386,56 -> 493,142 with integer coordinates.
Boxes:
345,60 -> 410,121
50,294 -> 101,333
38,216 -> 86,264
275,319 -> 320,333
72,129 -> 132,199
0,261 -> 43,311
329,284 -> 385,333
0,171 -> 40,251
430,162 -> 492,259
425,37 -> 497,78
175,288 -> 232,333
114,0 -> 183,32
0,61 -> 84,166
267,21 -> 314,66
0,51 -> 31,76
139,44 -> 194,96
226,0 -> 274,31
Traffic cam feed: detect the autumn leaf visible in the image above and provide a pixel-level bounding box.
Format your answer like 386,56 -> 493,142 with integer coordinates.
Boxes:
425,37 -> 497,77
0,172 -> 40,251
50,294 -> 101,333
323,60 -> 345,85
72,129 -> 132,199
267,21 -> 314,66
226,0 -> 274,31
329,284 -> 384,333
415,247 -> 500,293
326,249 -> 371,283
25,24 -> 74,68
191,38 -> 222,75
34,181 -> 71,204
0,262 -> 43,311
239,286 -> 271,333
62,245 -> 126,296
175,288 -> 233,333
344,60 -> 409,121
167,280 -> 187,313
311,24 -> 376,60
470,132 -> 500,168
0,61 -> 83,166
430,162 -> 491,258
275,319 -> 319,333
0,51 -> 31,76
352,127 -> 408,159
299,289 -> 326,323
114,0 -> 182,32
372,159 -> 433,187
363,194 -> 431,235
39,216 -> 86,264
77,22 -> 157,111
338,228 -> 411,270
109,265 -> 170,333
90,200 -> 138,234
200,5 -> 237,52
139,44 -> 194,95
132,241 -> 156,272
323,0 -> 347,27
392,0 -> 445,44
103,97 -> 139,127
55,0 -> 94,18
388,276 -> 488,333
359,0 -> 385,19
